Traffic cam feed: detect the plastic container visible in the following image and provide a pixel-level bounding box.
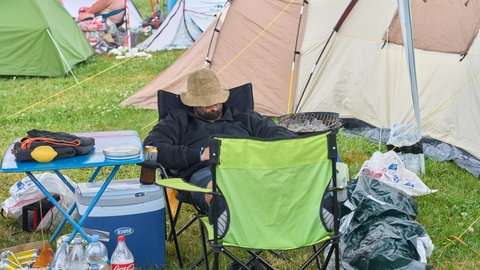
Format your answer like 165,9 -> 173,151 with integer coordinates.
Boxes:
68,236 -> 88,270
110,236 -> 134,270
85,235 -> 108,270
50,235 -> 70,270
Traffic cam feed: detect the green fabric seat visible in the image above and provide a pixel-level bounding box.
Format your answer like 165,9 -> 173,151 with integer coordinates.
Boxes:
156,130 -> 346,269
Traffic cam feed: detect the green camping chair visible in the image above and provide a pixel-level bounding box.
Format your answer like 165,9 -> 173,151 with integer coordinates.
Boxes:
154,83 -> 254,268
156,130 -> 346,269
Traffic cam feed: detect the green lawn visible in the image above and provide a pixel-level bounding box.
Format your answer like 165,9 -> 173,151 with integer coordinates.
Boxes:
0,1 -> 479,269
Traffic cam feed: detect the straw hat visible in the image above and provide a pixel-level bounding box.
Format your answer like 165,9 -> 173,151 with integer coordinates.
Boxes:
180,68 -> 230,107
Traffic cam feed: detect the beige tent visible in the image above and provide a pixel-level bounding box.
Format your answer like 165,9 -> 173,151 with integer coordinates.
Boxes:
123,0 -> 480,175
122,0 -> 306,115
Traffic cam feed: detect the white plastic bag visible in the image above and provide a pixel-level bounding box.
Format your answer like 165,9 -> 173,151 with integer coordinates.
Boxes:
387,123 -> 421,147
1,173 -> 76,231
358,151 -> 436,196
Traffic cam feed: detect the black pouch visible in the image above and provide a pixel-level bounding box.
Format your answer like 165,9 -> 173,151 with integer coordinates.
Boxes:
20,194 -> 60,232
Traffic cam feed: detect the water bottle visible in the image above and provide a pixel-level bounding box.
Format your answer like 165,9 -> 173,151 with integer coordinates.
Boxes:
68,236 -> 88,270
50,235 -> 70,270
85,235 -> 108,270
110,235 -> 134,270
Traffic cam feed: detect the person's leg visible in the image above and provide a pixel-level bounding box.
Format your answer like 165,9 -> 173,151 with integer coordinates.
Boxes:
189,166 -> 212,212
189,167 -> 228,235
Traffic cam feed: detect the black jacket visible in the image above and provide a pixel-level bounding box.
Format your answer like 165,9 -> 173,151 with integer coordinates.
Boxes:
144,104 -> 296,179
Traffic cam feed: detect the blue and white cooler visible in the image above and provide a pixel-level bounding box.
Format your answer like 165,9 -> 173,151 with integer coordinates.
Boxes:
75,179 -> 165,269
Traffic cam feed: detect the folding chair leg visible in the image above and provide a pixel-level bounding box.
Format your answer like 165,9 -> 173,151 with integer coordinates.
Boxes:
174,213 -> 199,237
190,218 -> 211,269
163,188 -> 183,268
313,244 -> 322,269
167,201 -> 183,240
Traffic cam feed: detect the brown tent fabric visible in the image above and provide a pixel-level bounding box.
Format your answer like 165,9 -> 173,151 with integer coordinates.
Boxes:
384,0 -> 480,55
122,0 -> 480,171
121,0 -> 306,116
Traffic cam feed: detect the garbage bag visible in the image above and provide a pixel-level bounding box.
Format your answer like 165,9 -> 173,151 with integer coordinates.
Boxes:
358,151 -> 436,196
341,176 -> 434,270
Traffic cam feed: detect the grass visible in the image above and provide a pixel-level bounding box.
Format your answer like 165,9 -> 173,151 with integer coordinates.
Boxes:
0,1 -> 479,269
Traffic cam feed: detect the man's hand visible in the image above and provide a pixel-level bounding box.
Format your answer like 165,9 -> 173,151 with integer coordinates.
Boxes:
137,160 -> 161,168
200,147 -> 210,161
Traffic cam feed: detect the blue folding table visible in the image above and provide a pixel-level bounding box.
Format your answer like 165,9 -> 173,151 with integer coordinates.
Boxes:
0,130 -> 144,243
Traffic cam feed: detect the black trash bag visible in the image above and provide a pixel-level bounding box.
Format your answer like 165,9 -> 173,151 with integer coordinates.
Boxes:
341,176 -> 434,270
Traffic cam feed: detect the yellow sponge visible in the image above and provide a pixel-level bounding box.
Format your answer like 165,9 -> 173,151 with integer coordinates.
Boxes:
31,146 -> 58,163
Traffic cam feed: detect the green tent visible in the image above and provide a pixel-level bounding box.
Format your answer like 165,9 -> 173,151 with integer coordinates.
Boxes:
0,0 -> 94,77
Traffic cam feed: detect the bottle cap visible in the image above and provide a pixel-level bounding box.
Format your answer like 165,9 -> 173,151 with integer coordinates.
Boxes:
91,234 -> 99,242
74,236 -> 82,243
117,235 -> 125,241
61,235 -> 69,242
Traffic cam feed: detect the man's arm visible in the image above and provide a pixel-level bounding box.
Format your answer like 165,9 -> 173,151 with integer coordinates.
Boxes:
144,112 -> 202,170
245,111 -> 297,138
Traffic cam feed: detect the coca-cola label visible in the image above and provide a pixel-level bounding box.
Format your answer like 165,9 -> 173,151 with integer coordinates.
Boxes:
115,227 -> 134,236
111,263 -> 134,270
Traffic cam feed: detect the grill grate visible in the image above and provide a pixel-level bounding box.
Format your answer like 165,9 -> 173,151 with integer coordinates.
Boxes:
278,112 -> 341,133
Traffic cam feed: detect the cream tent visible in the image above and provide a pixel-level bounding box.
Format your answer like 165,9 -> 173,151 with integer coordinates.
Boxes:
122,0 -> 480,176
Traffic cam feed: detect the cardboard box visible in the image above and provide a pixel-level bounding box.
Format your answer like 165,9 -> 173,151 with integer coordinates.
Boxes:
0,240 -> 49,269
0,240 -> 48,254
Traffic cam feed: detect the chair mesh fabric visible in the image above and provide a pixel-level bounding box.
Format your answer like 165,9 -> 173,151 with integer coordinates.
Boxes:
212,132 -> 333,250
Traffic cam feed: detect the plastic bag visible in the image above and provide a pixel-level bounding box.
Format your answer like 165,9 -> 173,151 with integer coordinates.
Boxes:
1,173 -> 76,231
387,123 -> 421,147
358,151 -> 436,196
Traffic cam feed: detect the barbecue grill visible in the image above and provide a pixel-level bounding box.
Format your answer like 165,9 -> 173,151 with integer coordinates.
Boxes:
278,112 -> 342,134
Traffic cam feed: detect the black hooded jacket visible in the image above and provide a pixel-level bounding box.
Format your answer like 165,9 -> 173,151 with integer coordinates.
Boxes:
144,104 -> 296,180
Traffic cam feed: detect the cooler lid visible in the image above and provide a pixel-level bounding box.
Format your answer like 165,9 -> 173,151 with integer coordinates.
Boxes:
75,179 -> 163,206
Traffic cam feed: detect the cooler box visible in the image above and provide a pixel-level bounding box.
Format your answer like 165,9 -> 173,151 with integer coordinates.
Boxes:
75,179 -> 165,269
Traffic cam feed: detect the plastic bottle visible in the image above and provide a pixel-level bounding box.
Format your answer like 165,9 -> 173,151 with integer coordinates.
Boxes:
85,234 -> 108,270
50,235 -> 70,270
110,235 -> 134,270
68,236 -> 88,270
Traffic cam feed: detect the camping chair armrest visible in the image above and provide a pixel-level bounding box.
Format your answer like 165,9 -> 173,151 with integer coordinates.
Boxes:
155,178 -> 216,194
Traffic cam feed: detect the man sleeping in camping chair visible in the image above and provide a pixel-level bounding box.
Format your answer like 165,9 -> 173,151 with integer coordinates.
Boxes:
78,0 -> 125,27
142,68 -> 297,235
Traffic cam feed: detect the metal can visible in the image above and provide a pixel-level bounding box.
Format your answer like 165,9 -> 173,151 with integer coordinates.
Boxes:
144,145 -> 158,161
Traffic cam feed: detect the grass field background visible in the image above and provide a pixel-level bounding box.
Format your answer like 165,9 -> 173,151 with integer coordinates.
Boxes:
0,1 -> 479,269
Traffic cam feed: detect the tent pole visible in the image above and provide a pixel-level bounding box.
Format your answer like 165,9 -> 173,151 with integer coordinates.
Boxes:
125,0 -> 131,50
149,0 -> 159,28
398,0 -> 422,137
287,0 -> 307,114
295,0 -> 358,113
204,0 -> 231,67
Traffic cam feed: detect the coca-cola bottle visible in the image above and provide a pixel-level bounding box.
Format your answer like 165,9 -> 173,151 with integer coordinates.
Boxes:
110,235 -> 134,270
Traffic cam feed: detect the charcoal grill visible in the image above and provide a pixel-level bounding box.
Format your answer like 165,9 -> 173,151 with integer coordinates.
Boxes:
278,112 -> 342,133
